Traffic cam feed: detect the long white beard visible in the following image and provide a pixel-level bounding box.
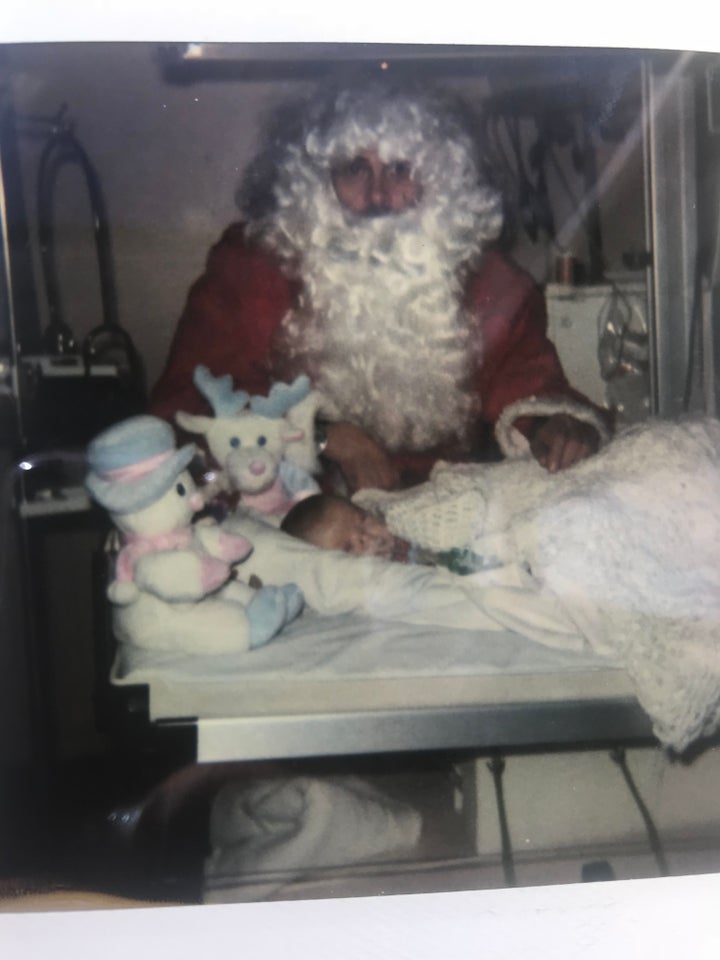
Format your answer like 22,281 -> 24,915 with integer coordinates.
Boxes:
274,205 -> 482,452
251,87 -> 504,452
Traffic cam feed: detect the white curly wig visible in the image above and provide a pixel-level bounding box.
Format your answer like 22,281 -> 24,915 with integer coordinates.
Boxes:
246,84 -> 504,453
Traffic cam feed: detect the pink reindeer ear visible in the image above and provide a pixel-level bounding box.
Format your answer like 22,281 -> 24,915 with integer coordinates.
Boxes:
281,428 -> 305,444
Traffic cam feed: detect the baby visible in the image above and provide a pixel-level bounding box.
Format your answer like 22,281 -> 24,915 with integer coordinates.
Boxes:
280,493 -> 490,574
280,493 -> 399,558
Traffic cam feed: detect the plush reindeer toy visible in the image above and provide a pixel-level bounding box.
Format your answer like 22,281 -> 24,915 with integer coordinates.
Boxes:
176,366 -> 322,524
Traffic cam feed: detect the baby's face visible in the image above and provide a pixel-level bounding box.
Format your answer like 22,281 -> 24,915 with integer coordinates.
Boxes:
310,501 -> 397,559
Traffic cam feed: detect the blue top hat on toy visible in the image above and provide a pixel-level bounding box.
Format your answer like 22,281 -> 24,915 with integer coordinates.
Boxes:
85,415 -> 197,515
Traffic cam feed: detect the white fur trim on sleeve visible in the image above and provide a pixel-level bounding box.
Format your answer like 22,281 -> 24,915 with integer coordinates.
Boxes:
284,389 -> 326,474
494,396 -> 612,459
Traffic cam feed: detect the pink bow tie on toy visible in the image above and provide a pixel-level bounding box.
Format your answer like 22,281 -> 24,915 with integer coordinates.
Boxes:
116,529 -> 195,583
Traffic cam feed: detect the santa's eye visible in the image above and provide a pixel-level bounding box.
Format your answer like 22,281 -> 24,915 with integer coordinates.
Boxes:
230,437 -> 241,448
337,156 -> 370,178
257,435 -> 267,446
387,160 -> 411,179
176,482 -> 186,496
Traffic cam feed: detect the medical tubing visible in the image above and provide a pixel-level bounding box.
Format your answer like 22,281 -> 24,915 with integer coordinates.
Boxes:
610,747 -> 669,876
0,449 -> 87,611
487,755 -> 516,886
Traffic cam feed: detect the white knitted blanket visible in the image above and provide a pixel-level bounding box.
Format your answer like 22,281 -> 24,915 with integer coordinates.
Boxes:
355,417 -> 720,751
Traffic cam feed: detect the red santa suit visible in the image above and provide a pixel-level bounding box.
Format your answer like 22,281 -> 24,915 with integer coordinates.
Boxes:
150,222 -> 609,483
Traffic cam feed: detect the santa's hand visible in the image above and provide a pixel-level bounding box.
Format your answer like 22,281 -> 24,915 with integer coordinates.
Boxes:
529,413 -> 600,473
324,421 -> 400,493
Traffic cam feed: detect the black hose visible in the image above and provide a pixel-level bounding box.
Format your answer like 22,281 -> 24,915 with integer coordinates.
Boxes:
487,755 -> 516,886
610,747 -> 669,876
36,124 -> 120,351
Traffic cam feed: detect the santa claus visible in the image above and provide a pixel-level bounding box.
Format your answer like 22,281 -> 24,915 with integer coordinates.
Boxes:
151,82 -> 611,492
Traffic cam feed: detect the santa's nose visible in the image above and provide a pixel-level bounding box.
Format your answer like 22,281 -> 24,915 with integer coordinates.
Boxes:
369,175 -> 386,208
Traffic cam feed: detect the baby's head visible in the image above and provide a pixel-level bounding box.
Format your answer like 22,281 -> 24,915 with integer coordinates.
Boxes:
281,493 -> 397,559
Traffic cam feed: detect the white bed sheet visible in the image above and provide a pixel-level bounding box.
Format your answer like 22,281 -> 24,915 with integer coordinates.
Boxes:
112,607 -> 633,722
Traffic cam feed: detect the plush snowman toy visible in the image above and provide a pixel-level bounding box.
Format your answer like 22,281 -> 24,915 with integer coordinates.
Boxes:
86,415 -> 303,655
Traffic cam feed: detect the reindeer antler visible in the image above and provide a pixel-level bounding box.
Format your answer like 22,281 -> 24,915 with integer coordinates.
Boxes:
193,366 -> 250,417
250,375 -> 311,419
